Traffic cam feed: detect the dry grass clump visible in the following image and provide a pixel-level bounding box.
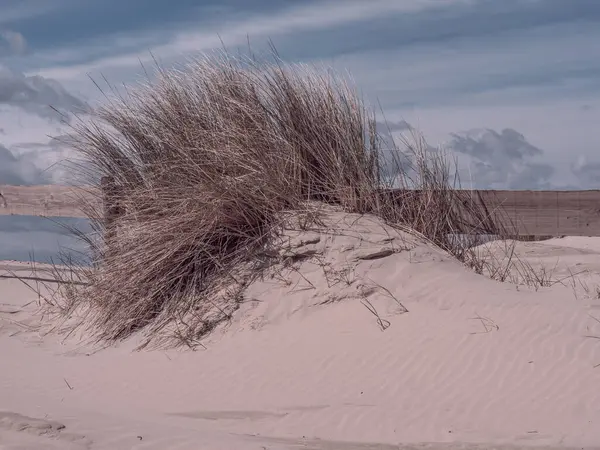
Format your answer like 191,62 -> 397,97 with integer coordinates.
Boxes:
45,49 -> 508,347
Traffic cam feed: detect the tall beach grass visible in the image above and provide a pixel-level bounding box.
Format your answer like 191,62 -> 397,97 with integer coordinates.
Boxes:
44,49 -> 510,346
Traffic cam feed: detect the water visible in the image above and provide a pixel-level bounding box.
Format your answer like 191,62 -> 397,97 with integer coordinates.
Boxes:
0,215 -> 93,264
0,214 -> 510,267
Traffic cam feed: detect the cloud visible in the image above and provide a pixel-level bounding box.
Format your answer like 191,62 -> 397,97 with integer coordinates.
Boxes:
0,64 -> 86,120
0,0 -> 66,24
448,128 -> 555,189
450,128 -> 542,160
570,155 -> 600,188
1,0 -> 598,192
12,0 -> 600,168
29,0 -> 475,81
23,0 -> 600,90
375,120 -> 456,187
0,65 -> 85,186
0,30 -> 26,55
382,120 -> 413,133
9,134 -> 81,184
376,121 -> 563,190
0,143 -> 50,185
0,131 -> 82,186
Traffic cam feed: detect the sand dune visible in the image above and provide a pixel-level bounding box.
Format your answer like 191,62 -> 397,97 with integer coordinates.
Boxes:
2,212 -> 600,449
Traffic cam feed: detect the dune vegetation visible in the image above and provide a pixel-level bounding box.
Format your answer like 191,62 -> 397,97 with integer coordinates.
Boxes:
43,49 -> 510,347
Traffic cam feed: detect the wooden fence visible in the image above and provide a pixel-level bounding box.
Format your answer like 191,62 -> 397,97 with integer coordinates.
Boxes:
475,190 -> 600,237
2,184 -> 600,237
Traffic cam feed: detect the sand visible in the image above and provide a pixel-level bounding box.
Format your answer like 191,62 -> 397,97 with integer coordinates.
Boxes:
2,211 -> 600,450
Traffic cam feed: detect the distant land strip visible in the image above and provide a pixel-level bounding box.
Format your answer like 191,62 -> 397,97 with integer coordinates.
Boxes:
0,184 -> 98,219
2,184 -> 600,237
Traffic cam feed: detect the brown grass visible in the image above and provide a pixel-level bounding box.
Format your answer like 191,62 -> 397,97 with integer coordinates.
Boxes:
40,48 -> 514,347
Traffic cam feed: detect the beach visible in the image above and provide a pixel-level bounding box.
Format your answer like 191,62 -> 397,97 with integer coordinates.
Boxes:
2,212 -> 600,449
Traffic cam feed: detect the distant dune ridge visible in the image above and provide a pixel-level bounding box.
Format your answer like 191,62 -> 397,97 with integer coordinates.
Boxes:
1,50 -> 600,449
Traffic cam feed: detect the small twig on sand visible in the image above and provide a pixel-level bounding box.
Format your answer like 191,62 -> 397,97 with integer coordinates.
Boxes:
361,298 -> 390,331
469,315 -> 499,334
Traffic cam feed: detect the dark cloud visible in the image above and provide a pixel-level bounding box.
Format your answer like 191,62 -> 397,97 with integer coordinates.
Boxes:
375,123 -> 560,190
274,0 -> 600,62
449,129 -> 555,189
12,0 -> 599,57
450,128 -> 542,160
0,65 -> 86,120
449,128 -> 555,189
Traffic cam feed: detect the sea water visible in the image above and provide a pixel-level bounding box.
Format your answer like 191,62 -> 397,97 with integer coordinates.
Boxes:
0,215 -> 93,265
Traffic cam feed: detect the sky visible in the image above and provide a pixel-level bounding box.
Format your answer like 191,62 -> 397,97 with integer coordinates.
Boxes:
0,0 -> 599,192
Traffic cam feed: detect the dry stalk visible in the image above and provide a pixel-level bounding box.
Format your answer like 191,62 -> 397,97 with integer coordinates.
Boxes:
360,298 -> 391,331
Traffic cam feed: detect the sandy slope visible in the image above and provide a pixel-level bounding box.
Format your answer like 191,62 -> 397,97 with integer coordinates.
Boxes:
473,236 -> 600,299
2,212 -> 600,450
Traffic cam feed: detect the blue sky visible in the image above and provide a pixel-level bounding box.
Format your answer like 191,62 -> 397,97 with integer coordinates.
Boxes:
1,0 -> 600,191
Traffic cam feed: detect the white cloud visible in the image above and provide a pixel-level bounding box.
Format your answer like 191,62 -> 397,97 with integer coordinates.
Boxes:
571,155 -> 600,188
0,132 -> 79,186
10,135 -> 80,184
0,143 -> 49,184
0,107 -> 79,185
0,30 -> 27,55
0,66 -> 85,185
0,106 -> 63,147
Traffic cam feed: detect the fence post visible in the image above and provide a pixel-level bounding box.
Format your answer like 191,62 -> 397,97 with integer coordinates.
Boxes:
101,176 -> 124,252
